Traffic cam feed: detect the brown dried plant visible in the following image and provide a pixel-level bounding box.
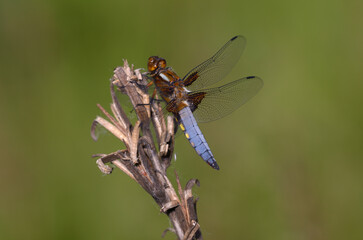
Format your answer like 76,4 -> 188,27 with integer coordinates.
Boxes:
91,60 -> 202,240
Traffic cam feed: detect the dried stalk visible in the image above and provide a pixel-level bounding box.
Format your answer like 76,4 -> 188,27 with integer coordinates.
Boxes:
91,60 -> 203,240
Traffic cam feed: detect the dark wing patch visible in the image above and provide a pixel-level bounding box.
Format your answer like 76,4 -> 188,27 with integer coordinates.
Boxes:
183,72 -> 199,87
188,92 -> 206,112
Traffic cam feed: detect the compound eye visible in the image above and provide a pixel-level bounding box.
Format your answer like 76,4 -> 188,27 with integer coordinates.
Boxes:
148,56 -> 159,72
158,59 -> 166,68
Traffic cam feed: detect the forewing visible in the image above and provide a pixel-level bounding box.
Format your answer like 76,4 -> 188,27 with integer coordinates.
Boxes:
190,76 -> 263,123
114,85 -> 138,121
182,35 -> 246,91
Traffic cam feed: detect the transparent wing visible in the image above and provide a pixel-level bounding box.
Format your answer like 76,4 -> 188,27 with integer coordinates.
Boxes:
182,35 -> 246,91
114,85 -> 138,121
190,76 -> 263,123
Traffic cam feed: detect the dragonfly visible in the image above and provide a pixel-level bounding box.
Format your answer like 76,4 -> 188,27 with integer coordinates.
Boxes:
147,35 -> 263,170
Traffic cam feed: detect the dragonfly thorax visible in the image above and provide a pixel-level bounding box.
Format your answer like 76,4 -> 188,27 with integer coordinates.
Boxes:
146,35 -> 263,170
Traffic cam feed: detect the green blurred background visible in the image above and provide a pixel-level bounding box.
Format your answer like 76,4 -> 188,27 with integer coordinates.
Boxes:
1,0 -> 362,239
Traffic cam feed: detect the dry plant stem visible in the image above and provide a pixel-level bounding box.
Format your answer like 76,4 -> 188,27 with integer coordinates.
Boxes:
91,60 -> 203,240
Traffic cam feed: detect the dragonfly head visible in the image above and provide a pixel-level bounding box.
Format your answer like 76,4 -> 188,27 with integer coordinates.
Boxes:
148,56 -> 166,72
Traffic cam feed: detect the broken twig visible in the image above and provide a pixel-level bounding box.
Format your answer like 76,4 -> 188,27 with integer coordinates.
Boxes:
91,60 -> 203,240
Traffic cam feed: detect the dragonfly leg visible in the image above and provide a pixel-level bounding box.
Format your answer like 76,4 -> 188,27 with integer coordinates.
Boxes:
131,98 -> 163,113
146,81 -> 154,88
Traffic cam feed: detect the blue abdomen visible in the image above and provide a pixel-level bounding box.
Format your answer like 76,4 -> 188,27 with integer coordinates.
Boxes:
178,107 -> 219,170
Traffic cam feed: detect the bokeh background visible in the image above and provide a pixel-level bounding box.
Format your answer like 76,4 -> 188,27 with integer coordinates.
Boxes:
1,0 -> 362,239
